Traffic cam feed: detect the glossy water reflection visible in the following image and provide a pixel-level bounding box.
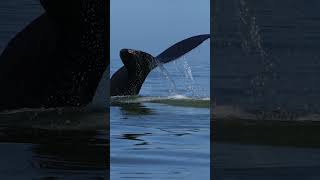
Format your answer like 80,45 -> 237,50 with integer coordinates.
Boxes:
111,102 -> 209,180
0,110 -> 108,180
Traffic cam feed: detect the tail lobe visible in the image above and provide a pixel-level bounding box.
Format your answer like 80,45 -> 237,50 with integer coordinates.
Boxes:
156,34 -> 210,63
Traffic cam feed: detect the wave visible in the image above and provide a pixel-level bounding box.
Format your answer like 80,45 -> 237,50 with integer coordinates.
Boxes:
111,95 -> 210,108
0,106 -> 108,131
213,105 -> 320,148
213,105 -> 320,122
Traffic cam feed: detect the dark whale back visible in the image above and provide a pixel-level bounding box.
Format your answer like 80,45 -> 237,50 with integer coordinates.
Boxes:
111,34 -> 210,96
0,0 -> 106,111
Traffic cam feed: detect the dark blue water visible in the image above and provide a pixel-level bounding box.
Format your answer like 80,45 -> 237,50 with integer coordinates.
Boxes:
0,0 -> 210,179
110,43 -> 210,179
0,1 -> 108,179
110,0 -> 210,179
213,0 -> 320,179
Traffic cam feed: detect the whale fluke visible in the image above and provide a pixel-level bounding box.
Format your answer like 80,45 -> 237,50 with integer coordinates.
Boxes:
111,34 -> 210,96
156,34 -> 210,63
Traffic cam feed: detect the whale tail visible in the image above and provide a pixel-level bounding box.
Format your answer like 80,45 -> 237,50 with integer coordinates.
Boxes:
156,34 -> 210,63
111,34 -> 210,96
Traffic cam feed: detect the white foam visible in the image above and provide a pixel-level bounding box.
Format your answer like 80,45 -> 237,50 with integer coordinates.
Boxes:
167,94 -> 191,100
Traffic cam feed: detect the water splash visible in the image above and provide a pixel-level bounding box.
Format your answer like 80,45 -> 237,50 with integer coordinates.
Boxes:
173,56 -> 196,96
178,49 -> 209,98
154,59 -> 178,95
153,42 -> 209,99
183,59 -> 194,82
239,0 -> 278,109
111,95 -> 210,108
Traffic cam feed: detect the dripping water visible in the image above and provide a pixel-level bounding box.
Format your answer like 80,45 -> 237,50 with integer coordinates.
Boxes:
239,0 -> 278,110
174,56 -> 195,96
174,46 -> 209,98
154,58 -> 178,95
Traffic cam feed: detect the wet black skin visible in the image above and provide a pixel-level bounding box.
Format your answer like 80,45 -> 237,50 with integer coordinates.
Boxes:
0,0 -> 106,111
111,49 -> 156,96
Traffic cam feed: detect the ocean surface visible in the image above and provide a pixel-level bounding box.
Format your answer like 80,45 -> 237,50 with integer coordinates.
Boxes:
213,0 -> 320,179
110,0 -> 210,179
0,0 -> 210,180
110,41 -> 210,179
0,1 -> 108,180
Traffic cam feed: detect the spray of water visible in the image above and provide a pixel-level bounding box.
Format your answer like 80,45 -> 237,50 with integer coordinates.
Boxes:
154,59 -> 178,95
155,44 -> 209,99
173,56 -> 196,96
181,45 -> 209,98
239,0 -> 278,109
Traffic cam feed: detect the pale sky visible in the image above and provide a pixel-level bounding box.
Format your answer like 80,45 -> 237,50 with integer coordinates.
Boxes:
110,0 -> 210,59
